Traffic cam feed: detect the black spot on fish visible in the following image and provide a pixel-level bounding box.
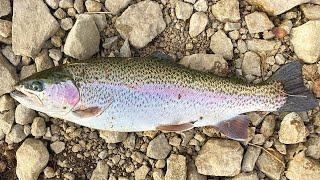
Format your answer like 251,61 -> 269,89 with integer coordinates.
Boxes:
178,94 -> 182,99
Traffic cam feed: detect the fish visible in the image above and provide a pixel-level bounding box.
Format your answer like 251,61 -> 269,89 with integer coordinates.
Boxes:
10,54 -> 318,141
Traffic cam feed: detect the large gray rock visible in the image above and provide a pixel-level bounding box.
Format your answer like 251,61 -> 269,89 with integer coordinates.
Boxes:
291,20 -> 320,63
245,12 -> 274,33
15,104 -> 37,125
210,30 -> 233,60
90,161 -> 109,180
246,39 -> 280,55
147,133 -> 172,159
256,150 -> 285,180
195,139 -> 243,176
64,14 -> 100,60
12,0 -> 59,57
115,0 -> 166,48
286,152 -> 320,180
16,139 -> 49,180
242,146 -> 261,172
211,0 -> 240,22
180,54 -> 228,76
5,124 -> 27,144
0,94 -> 15,112
0,54 -> 18,96
246,0 -> 310,16
165,154 -> 187,180
105,0 -> 132,15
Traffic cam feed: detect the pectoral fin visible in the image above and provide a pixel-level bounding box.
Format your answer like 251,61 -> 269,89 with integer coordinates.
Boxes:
156,123 -> 194,132
72,107 -> 103,118
213,115 -> 250,141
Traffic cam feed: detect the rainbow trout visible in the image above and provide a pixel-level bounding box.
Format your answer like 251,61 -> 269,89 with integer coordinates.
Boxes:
10,56 -> 318,140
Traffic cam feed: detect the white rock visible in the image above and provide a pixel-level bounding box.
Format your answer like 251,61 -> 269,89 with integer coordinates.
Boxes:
211,0 -> 240,22
0,54 -> 19,96
147,133 -> 172,159
64,14 -> 100,60
90,161 -> 109,180
135,165 -> 150,180
189,12 -> 208,37
0,0 -> 11,17
195,139 -> 243,176
153,169 -> 164,180
291,20 -> 320,63
210,30 -> 233,60
31,117 -> 46,137
15,104 -> 37,125
43,167 -> 55,179
246,0 -> 310,16
100,130 -> 127,143
5,124 -> 27,143
115,0 -> 166,48
119,39 -> 131,57
242,51 -> 261,76
105,0 -> 132,15
245,12 -> 274,34
0,109 -> 14,134
175,1 -> 194,20
165,154 -> 187,180
279,112 -> 309,144
180,54 -> 228,76
194,0 -> 208,12
286,152 -> 320,180
50,141 -> 66,154
16,139 -> 49,180
0,94 -> 15,112
301,4 -> 320,20
256,150 -> 285,180
246,39 -> 280,55
74,0 -> 84,13
12,0 -> 59,57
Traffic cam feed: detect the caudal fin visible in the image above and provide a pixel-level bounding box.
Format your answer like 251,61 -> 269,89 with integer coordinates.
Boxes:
268,61 -> 318,112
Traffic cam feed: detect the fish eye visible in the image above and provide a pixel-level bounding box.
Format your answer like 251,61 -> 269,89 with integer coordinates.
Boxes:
30,81 -> 44,92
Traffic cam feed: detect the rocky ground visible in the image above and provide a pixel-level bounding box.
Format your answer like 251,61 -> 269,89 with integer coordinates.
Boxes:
0,0 -> 320,179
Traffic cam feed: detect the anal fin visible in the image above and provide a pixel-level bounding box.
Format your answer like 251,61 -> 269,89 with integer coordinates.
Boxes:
156,123 -> 193,132
213,115 -> 249,141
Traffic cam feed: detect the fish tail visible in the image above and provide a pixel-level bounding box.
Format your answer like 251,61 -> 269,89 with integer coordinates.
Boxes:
268,61 -> 318,112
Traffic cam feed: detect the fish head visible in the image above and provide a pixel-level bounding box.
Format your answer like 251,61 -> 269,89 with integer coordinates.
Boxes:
10,66 -> 80,116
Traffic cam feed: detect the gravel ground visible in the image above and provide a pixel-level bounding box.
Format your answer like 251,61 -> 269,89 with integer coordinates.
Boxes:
1,0 -> 320,180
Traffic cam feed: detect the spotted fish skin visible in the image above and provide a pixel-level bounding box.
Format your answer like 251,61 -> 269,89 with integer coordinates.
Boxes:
56,57 -> 287,131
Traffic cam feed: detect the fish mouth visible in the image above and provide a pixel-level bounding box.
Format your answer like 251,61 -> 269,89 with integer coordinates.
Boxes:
10,86 -> 44,107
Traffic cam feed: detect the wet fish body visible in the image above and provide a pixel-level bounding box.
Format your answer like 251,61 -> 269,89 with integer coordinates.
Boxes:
11,57 -> 318,140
